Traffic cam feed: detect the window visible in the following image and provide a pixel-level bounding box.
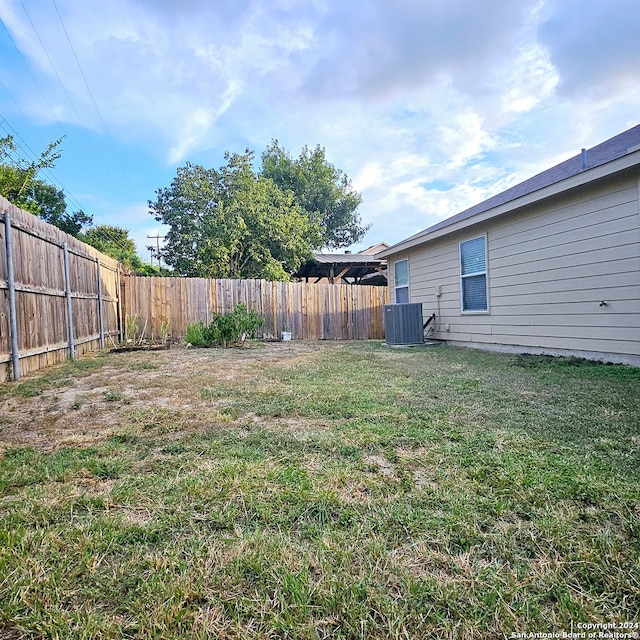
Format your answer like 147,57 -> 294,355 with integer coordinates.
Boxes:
460,236 -> 488,312
394,259 -> 409,303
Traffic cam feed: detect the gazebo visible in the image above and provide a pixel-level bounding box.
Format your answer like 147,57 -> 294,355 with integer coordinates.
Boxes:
293,244 -> 388,285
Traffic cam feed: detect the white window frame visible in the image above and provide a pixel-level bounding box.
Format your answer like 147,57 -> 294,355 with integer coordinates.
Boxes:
459,235 -> 489,313
393,258 -> 409,303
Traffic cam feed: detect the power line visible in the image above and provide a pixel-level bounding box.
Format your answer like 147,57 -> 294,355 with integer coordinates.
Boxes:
0,19 -> 80,202
18,0 -> 88,130
0,18 -> 61,126
0,114 -> 50,167
0,11 -> 100,207
0,116 -> 88,214
1,6 -> 156,264
50,0 -> 129,182
0,75 -> 40,133
16,0 -> 119,192
0,4 -> 133,226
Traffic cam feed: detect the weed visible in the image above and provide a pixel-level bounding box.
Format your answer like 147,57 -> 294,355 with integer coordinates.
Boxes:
159,319 -> 171,344
186,304 -> 264,347
124,313 -> 147,345
185,320 -> 206,346
103,391 -> 131,404
206,303 -> 264,347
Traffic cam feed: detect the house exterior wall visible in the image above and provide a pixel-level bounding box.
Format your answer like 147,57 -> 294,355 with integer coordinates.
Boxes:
394,168 -> 640,365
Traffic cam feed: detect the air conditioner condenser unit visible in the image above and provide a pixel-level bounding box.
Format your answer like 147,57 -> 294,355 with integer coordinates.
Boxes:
384,303 -> 424,345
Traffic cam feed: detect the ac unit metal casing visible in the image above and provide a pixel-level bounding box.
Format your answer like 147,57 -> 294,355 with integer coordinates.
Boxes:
384,303 -> 424,345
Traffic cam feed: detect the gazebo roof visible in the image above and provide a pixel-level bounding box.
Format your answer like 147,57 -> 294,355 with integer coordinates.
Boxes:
294,252 -> 387,284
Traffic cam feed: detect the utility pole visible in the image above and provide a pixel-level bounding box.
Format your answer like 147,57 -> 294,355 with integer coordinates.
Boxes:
146,246 -> 155,267
146,234 -> 165,270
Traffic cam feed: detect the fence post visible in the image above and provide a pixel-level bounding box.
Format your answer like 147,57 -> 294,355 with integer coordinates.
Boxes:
62,242 -> 76,360
116,268 -> 123,343
3,212 -> 20,381
96,258 -> 105,349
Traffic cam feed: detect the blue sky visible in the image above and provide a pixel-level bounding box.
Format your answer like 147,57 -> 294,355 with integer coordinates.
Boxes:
1,0 -> 639,260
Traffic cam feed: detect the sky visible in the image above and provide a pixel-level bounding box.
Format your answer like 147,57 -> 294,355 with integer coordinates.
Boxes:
1,0 -> 639,261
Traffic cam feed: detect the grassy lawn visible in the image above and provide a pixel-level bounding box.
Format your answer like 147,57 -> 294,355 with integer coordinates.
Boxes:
0,341 -> 639,639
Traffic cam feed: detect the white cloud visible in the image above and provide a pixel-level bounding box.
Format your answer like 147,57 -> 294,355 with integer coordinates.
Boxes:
499,44 -> 559,114
1,0 -> 639,254
439,111 -> 498,170
353,162 -> 384,192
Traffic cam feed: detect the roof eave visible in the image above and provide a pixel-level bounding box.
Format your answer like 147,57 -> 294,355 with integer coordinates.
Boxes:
376,150 -> 640,259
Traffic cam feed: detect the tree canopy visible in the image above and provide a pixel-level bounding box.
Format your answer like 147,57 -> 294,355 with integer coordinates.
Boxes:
82,224 -> 136,259
149,151 -> 321,280
0,135 -> 93,236
260,140 -> 369,249
81,224 -> 158,274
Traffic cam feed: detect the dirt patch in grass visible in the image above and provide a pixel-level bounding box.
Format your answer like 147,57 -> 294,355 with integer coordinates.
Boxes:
364,453 -> 396,478
0,341 -> 328,453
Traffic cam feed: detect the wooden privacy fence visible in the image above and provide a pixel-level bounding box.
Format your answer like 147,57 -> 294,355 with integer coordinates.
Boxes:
1,196 -> 122,383
0,192 -> 387,383
123,276 -> 388,341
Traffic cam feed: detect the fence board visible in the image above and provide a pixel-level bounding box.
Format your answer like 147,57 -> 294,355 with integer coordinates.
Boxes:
122,276 -> 387,342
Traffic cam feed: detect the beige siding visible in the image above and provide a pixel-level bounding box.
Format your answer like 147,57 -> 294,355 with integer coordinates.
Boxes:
398,169 -> 640,365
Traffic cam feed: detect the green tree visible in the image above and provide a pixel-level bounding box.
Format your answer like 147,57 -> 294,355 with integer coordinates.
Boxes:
0,135 -> 93,236
82,224 -> 159,274
260,140 -> 369,249
149,151 -> 320,279
82,224 -> 136,262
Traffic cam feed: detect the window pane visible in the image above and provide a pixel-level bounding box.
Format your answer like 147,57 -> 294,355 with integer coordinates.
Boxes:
460,237 -> 486,275
394,260 -> 408,287
462,274 -> 487,311
396,286 -> 409,303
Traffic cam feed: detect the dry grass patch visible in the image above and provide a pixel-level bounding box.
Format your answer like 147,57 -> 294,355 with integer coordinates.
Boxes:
0,343 -> 326,453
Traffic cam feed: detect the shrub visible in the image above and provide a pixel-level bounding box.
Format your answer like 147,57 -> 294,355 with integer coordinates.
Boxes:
185,321 -> 206,346
204,304 -> 264,347
186,305 -> 264,348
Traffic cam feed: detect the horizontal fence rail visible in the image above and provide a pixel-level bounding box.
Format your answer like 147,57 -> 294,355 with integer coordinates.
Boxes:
123,276 -> 388,341
1,196 -> 122,383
